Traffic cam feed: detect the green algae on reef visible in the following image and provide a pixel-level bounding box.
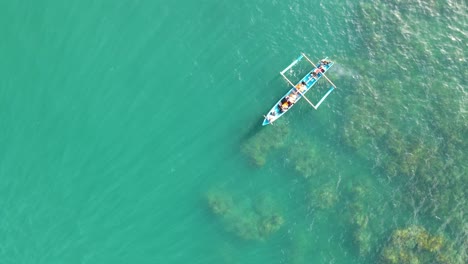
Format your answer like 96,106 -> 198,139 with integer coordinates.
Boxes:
347,184 -> 374,257
342,77 -> 467,249
342,179 -> 400,260
235,0 -> 467,261
340,1 -> 467,260
287,140 -> 325,179
207,190 -> 234,216
308,182 -> 338,210
206,190 -> 284,241
379,225 -> 461,264
241,122 -> 289,167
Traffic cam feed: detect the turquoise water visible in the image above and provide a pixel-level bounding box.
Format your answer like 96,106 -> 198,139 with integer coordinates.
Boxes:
0,0 -> 466,263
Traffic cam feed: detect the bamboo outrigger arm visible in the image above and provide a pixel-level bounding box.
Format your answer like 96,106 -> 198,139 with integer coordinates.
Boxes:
280,72 -> 317,110
301,53 -> 338,89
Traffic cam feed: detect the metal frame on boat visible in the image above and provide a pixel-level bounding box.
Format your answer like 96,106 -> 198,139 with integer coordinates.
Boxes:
262,53 -> 337,126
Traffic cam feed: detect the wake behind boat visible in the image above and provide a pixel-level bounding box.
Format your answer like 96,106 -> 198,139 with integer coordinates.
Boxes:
262,53 -> 337,126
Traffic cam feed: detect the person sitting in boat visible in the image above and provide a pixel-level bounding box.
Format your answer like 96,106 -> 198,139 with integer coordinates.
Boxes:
287,91 -> 298,104
320,59 -> 330,65
279,103 -> 288,112
295,81 -> 307,93
314,67 -> 323,75
265,111 -> 276,122
279,98 -> 291,112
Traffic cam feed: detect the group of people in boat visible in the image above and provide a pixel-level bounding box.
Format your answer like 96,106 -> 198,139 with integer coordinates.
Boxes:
311,59 -> 330,78
265,59 -> 332,124
277,59 -> 332,113
278,81 -> 307,112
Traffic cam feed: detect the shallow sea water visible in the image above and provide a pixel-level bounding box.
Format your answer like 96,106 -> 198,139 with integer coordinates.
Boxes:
0,0 -> 466,263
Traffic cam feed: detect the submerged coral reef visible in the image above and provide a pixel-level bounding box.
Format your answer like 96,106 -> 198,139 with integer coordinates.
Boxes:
231,1 -> 467,262
347,184 -> 374,257
380,225 -> 460,264
206,190 -> 284,241
288,141 -> 322,179
206,190 -> 234,216
308,182 -> 338,210
339,0 -> 467,260
241,122 -> 289,167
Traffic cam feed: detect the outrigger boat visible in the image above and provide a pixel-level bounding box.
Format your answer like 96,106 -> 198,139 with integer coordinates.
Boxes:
262,53 -> 337,126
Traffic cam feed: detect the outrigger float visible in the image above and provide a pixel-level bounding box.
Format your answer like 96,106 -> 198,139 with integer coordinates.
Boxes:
262,53 -> 337,126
